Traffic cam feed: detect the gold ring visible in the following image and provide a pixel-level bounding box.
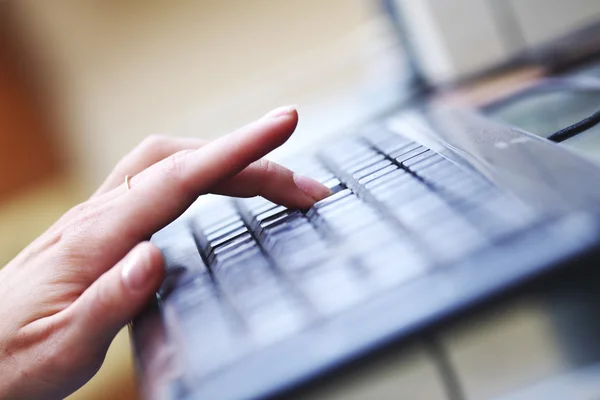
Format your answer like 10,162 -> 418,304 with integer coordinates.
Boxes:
124,175 -> 131,191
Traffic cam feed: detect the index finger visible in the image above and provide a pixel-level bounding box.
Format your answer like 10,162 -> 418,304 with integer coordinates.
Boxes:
109,106 -> 299,244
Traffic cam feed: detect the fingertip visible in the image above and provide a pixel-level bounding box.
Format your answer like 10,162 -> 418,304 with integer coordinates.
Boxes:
72,242 -> 166,346
144,242 -> 165,271
260,105 -> 298,121
122,242 -> 165,294
145,243 -> 166,283
285,107 -> 299,130
259,106 -> 299,147
293,174 -> 332,202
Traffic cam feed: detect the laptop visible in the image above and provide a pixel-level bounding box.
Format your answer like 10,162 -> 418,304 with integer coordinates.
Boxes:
130,100 -> 600,398
131,6 -> 600,400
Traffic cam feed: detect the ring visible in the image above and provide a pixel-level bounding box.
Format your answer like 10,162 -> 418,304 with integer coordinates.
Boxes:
124,175 -> 131,191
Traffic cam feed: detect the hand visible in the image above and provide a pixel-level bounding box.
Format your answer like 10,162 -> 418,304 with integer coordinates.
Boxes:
0,106 -> 331,400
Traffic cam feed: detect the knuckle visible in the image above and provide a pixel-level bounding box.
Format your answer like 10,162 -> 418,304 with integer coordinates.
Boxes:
30,201 -> 95,255
141,134 -> 169,151
257,159 -> 278,176
162,149 -> 194,183
258,158 -> 290,181
253,159 -> 282,195
59,201 -> 110,246
138,134 -> 170,159
62,201 -> 93,223
112,135 -> 169,174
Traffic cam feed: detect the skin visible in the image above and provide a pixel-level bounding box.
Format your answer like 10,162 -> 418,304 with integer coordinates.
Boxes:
0,106 -> 331,400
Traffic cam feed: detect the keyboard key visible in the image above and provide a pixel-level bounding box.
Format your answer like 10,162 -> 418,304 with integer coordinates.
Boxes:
250,201 -> 279,218
369,135 -> 413,155
260,214 -> 310,241
297,260 -> 368,315
176,311 -> 244,379
357,164 -> 398,187
311,189 -> 352,210
314,202 -> 380,239
243,296 -> 308,345
240,196 -> 271,213
213,252 -> 275,300
389,192 -> 450,224
341,222 -> 398,254
416,161 -> 464,183
207,234 -> 255,267
372,181 -> 430,206
154,225 -> 207,276
306,168 -> 336,184
166,273 -> 216,313
360,124 -> 392,143
251,205 -> 288,230
360,242 -> 429,289
363,169 -> 411,192
202,215 -> 243,237
389,142 -> 422,159
322,177 -> 345,193
407,153 -> 446,171
263,223 -> 322,256
254,210 -> 298,238
262,215 -> 329,272
272,242 -> 330,273
325,145 -> 377,168
191,214 -> 237,253
396,147 -> 428,166
348,159 -> 392,188
281,157 -> 324,175
435,176 -> 492,203
157,240 -> 208,298
165,275 -> 246,377
419,215 -> 488,261
258,211 -> 305,239
342,154 -> 386,176
309,194 -> 359,218
205,221 -> 247,245
403,150 -> 436,168
256,205 -> 287,222
193,201 -> 239,229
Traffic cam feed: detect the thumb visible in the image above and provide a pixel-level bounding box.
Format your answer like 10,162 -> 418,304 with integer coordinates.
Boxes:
72,242 -> 165,343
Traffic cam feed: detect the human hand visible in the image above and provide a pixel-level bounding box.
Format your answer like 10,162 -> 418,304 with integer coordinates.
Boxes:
0,106 -> 330,400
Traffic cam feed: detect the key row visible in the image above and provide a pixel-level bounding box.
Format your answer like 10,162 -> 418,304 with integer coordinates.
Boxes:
320,130 -> 540,253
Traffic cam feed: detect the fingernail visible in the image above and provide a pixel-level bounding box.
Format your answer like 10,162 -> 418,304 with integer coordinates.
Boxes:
261,105 -> 296,120
122,246 -> 152,292
293,173 -> 332,202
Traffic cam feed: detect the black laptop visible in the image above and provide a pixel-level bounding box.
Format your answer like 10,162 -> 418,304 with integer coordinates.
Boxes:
131,96 -> 600,398
130,4 -> 600,399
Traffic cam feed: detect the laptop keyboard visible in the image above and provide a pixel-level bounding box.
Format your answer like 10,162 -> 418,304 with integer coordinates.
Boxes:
157,126 -> 540,376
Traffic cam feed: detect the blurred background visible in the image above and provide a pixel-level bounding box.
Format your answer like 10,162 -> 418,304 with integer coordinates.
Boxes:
2,1 -> 600,399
